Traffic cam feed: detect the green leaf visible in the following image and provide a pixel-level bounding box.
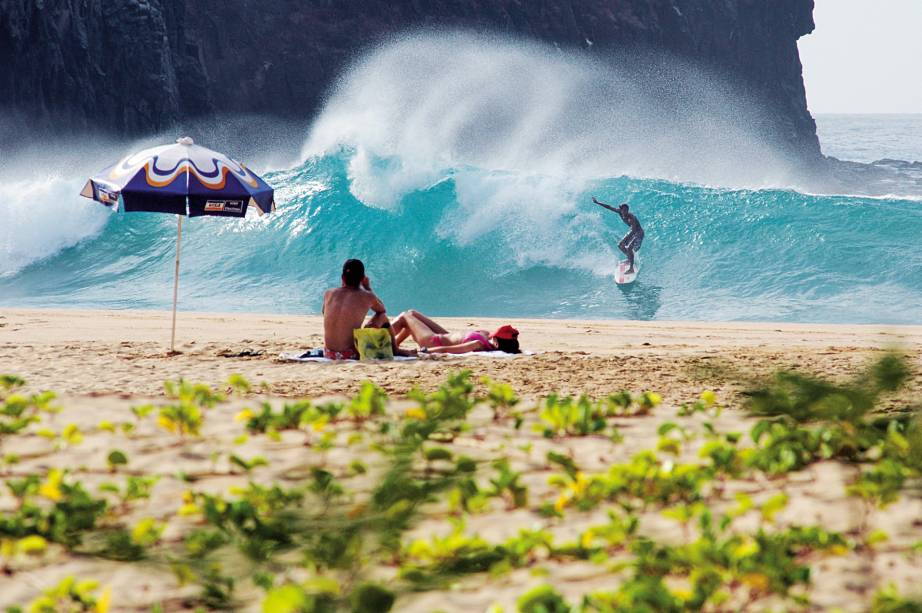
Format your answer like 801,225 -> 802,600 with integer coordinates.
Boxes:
107,450 -> 129,468
262,585 -> 310,613
760,493 -> 789,523
350,583 -> 395,613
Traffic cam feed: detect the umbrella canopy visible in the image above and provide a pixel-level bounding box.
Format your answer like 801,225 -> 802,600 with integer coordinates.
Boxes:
80,137 -> 275,353
80,136 -> 275,217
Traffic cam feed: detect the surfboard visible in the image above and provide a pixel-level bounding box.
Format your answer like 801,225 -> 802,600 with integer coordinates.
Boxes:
614,257 -> 639,284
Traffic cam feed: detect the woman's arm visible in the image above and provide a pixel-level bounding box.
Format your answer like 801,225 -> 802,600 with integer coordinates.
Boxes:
427,340 -> 486,354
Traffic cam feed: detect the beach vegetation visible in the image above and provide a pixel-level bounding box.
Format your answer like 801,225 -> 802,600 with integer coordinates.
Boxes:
7,576 -> 110,613
1,376 -> 56,437
1,354 -> 920,610
480,376 -> 520,421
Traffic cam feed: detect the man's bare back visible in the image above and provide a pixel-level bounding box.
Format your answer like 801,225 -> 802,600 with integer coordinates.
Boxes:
323,282 -> 385,355
321,259 -> 388,359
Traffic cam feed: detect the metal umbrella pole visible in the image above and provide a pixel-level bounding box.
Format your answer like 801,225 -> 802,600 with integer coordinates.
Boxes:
170,214 -> 183,353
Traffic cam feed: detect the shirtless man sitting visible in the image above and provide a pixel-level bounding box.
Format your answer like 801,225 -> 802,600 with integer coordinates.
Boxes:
322,259 -> 407,360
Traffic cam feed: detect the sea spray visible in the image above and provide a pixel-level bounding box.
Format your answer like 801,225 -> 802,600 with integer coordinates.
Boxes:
2,34 -> 922,323
301,33 -> 809,282
305,32 -> 801,195
0,115 -> 307,279
0,175 -> 109,277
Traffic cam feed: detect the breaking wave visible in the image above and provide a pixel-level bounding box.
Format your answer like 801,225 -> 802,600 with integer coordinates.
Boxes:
2,33 -> 921,323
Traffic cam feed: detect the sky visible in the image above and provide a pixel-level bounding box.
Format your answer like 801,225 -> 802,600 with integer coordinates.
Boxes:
798,0 -> 922,114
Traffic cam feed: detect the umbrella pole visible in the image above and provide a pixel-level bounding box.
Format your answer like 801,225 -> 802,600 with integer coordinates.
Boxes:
170,215 -> 183,354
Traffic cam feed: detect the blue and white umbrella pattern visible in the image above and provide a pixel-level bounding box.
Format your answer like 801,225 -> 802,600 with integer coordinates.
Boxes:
80,137 -> 275,352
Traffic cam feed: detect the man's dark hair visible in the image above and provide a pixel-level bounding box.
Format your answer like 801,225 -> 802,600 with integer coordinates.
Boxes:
620,203 -> 629,212
342,259 -> 365,288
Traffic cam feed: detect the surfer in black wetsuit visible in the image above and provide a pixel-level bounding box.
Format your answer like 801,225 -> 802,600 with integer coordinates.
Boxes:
592,197 -> 644,274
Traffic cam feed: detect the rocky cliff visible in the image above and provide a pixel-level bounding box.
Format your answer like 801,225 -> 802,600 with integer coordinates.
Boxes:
0,0 -> 819,157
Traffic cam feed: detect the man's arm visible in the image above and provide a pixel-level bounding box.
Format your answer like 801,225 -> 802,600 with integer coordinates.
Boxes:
592,196 -> 620,214
368,293 -> 386,315
361,276 -> 386,315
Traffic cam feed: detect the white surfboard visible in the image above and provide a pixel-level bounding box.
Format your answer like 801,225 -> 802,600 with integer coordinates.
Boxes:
614,257 -> 639,284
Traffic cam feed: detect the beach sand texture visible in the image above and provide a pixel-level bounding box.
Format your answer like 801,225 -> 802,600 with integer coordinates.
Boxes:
3,309 -> 921,401
1,308 -> 921,611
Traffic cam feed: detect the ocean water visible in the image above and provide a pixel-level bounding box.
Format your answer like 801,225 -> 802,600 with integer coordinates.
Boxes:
2,35 -> 921,323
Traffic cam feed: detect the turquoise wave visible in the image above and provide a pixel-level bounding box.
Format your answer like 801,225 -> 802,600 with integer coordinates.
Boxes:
3,150 -> 922,323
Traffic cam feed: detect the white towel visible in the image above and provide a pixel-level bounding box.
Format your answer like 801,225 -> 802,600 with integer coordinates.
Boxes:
431,350 -> 535,359
278,351 -> 417,363
278,350 -> 534,363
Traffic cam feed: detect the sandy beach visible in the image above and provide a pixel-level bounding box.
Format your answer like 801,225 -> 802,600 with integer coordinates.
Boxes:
1,308 -> 921,611
3,308 -> 921,401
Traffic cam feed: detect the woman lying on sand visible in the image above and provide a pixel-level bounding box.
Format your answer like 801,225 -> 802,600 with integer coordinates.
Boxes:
392,310 -> 520,354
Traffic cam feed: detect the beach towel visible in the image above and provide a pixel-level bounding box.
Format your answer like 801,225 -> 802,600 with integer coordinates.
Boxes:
278,350 -> 416,363
278,349 -> 535,363
433,350 -> 536,359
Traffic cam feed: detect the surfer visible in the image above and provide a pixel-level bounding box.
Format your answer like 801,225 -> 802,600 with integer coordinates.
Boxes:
592,197 -> 644,274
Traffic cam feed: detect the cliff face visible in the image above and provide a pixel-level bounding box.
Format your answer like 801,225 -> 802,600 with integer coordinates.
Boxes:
0,0 -> 818,157
0,0 -> 205,133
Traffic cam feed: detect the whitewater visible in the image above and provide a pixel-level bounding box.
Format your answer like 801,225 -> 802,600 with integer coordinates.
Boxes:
2,34 -> 921,323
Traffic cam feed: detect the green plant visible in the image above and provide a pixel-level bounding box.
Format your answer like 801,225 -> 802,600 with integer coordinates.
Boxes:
98,475 -> 159,510
348,381 -> 388,421
97,518 -> 165,562
1,376 -> 57,437
227,374 -> 252,395
350,582 -> 396,613
193,483 -> 306,562
404,371 -> 477,441
241,400 -> 315,434
13,576 -> 110,613
157,402 -> 204,437
517,585 -> 571,613
872,583 -> 922,612
1,469 -> 107,548
155,379 -> 225,438
106,450 -> 128,472
745,353 -> 908,423
481,376 -> 520,421
229,454 -> 270,474
677,390 -> 720,416
488,458 -> 528,509
537,394 -> 606,438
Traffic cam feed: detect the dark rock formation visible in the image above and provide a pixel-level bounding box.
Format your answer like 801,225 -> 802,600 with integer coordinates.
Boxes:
0,0 -> 199,133
0,0 -> 819,157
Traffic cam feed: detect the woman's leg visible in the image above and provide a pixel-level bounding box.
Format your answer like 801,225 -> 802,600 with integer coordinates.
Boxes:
393,325 -> 412,347
406,310 -> 449,334
391,312 -> 410,343
400,311 -> 444,348
392,310 -> 446,342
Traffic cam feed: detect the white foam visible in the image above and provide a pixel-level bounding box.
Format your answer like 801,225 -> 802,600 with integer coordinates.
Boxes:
302,32 -> 804,275
304,33 -> 799,190
0,115 -> 303,279
0,175 -> 111,277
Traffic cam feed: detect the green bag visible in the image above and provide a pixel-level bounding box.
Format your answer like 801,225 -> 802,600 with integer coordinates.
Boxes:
354,328 -> 394,361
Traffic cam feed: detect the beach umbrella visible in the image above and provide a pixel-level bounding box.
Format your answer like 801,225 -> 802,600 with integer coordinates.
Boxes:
80,136 -> 275,353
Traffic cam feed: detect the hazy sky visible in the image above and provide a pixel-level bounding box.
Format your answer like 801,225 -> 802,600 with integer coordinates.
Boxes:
798,0 -> 922,114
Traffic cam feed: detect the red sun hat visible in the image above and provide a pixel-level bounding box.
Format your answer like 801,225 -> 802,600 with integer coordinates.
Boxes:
492,325 -> 519,340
